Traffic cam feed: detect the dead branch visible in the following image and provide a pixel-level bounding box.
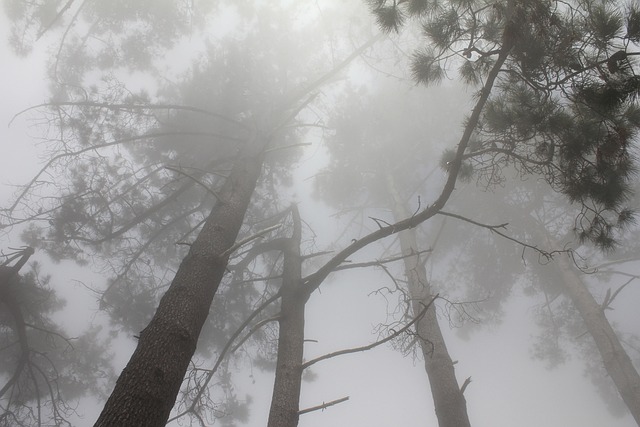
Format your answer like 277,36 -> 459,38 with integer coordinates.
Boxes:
221,224 -> 283,258
10,101 -> 249,130
333,249 -> 432,272
460,377 -> 472,394
231,315 -> 281,352
301,295 -> 437,370
2,131 -> 231,217
601,277 -> 635,310
298,396 -> 349,415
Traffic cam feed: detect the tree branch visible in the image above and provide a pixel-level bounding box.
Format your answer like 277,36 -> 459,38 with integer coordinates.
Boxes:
301,295 -> 437,370
302,42 -> 512,295
437,211 -> 566,261
220,224 -> 283,258
332,249 -> 432,272
298,396 -> 349,415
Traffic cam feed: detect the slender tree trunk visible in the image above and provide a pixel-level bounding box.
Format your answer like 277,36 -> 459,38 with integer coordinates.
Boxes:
555,255 -> 640,425
387,174 -> 471,427
267,206 -> 308,427
94,146 -> 264,427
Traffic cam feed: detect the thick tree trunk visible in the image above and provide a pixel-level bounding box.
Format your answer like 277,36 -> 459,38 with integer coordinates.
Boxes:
556,255 -> 640,425
267,207 -> 308,427
388,175 -> 471,427
94,148 -> 264,427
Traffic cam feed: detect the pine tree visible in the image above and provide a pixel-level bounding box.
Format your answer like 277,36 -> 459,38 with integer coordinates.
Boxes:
369,0 -> 640,249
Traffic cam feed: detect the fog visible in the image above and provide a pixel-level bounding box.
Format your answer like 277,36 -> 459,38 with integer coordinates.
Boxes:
0,2 -> 639,427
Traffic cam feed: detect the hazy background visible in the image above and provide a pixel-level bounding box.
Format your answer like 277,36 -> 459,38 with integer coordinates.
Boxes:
1,2 -> 638,426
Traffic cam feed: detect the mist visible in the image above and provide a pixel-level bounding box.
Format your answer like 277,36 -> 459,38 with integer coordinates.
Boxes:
1,1 -> 639,427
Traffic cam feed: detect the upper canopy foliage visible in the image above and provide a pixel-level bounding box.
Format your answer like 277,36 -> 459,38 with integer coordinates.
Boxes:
368,0 -> 640,249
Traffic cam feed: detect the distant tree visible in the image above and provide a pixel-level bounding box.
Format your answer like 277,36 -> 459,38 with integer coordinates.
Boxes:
429,172 -> 640,421
316,79 -> 475,427
364,0 -> 640,424
0,247 -> 113,426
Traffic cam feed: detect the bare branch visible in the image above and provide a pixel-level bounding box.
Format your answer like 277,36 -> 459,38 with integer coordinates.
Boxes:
264,142 -> 312,154
231,315 -> 281,353
460,377 -> 472,394
437,211 -> 567,261
298,396 -> 349,415
10,102 -> 250,130
332,249 -> 432,272
220,225 -> 283,258
602,277 -> 635,310
301,295 -> 437,370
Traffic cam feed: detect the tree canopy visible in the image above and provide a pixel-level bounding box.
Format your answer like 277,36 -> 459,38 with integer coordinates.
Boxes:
1,1 -> 640,426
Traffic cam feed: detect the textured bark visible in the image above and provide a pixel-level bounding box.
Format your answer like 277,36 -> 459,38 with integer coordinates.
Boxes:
267,207 -> 308,427
388,174 -> 471,427
556,255 -> 640,425
92,37 -> 387,426
94,148 -> 264,427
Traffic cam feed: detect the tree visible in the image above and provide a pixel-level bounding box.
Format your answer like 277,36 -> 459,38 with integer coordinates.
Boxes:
0,247 -> 114,426
427,167 -> 640,419
2,1 -> 385,424
4,0 -> 640,425
364,0 -> 640,423
358,0 -> 640,247
315,78 -> 475,427
370,0 -> 640,249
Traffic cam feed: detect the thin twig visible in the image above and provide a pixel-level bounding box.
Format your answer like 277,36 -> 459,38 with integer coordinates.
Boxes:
231,315 -> 281,352
438,210 -> 566,260
333,249 -> 432,272
302,295 -> 437,370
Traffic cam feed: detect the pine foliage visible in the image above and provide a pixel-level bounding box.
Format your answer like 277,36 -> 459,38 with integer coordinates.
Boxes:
368,0 -> 640,249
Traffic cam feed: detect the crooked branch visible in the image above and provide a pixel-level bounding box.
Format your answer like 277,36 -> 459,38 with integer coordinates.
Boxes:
301,295 -> 437,370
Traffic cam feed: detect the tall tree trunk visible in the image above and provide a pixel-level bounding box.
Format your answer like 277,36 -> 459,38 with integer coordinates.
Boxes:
555,255 -> 640,425
93,37 -> 387,426
267,206 -> 308,427
387,174 -> 472,427
94,146 -> 264,427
